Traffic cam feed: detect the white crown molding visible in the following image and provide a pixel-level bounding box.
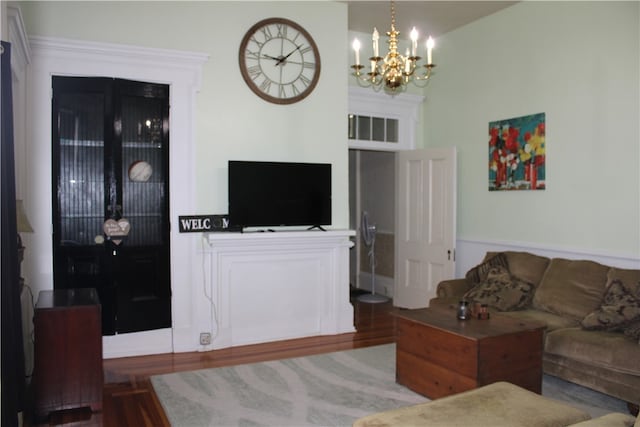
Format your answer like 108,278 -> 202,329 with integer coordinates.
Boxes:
28,36 -> 208,88
7,5 -> 31,69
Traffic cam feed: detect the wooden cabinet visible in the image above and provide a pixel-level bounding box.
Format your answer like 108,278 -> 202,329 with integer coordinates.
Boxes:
33,289 -> 103,419
52,77 -> 172,335
394,307 -> 544,399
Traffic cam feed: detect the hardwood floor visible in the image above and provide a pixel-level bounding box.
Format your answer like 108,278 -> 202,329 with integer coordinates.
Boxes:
28,297 -> 397,426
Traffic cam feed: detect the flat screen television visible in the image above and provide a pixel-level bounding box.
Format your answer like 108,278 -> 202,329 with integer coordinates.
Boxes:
228,160 -> 332,229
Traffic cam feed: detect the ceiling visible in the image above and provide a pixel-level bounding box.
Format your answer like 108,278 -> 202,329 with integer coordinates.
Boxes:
347,1 -> 518,37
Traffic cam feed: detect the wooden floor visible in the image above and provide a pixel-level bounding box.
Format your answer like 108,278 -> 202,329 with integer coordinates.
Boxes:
28,297 -> 398,426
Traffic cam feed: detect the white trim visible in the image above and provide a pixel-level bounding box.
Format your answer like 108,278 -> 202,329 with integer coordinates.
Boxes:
348,86 -> 424,151
455,237 -> 640,277
7,5 -> 31,68
7,5 -> 30,199
26,36 -> 209,358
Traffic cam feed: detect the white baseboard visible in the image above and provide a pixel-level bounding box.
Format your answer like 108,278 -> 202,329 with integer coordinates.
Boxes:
455,238 -> 640,277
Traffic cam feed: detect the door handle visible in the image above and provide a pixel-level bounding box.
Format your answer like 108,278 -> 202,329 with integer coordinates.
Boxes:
447,249 -> 455,261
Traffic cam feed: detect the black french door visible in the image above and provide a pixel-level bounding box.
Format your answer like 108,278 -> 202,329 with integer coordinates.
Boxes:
52,76 -> 171,335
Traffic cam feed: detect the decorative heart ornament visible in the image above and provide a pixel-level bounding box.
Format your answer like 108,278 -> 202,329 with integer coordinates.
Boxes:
103,218 -> 131,245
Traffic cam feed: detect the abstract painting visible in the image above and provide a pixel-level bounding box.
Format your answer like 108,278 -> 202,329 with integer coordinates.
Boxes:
489,112 -> 546,191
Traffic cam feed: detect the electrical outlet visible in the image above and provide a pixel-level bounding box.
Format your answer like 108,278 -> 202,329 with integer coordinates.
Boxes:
199,332 -> 212,346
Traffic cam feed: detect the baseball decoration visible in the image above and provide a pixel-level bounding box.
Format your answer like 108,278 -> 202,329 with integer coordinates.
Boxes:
128,160 -> 153,182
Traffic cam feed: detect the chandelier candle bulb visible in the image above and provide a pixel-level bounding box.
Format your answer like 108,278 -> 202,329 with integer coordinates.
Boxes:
405,49 -> 411,73
353,39 -> 361,66
426,36 -> 435,65
410,27 -> 418,56
372,27 -> 379,57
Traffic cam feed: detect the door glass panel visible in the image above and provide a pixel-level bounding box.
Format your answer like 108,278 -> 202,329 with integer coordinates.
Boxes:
372,117 -> 385,141
348,114 -> 356,140
57,93 -> 105,246
357,115 -> 371,140
386,118 -> 399,142
121,95 -> 166,246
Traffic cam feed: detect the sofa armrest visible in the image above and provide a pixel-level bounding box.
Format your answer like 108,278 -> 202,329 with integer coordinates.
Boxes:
436,278 -> 473,298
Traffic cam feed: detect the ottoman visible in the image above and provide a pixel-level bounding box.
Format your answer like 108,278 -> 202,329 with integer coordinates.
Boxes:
353,381 -> 591,427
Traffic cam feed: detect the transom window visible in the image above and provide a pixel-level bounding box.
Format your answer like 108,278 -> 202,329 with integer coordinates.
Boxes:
348,114 -> 399,143
348,86 -> 424,152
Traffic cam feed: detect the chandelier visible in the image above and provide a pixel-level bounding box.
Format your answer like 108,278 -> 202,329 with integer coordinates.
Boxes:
350,0 -> 436,93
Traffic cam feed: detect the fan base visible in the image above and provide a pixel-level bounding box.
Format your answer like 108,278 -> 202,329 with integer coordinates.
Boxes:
357,293 -> 389,304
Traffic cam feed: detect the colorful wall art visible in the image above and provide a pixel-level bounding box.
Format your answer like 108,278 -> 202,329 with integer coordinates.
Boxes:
489,112 -> 546,191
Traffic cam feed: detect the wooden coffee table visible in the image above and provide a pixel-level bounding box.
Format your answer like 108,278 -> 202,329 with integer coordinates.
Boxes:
394,306 -> 545,399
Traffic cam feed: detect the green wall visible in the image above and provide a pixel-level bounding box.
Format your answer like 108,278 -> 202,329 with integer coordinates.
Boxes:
423,1 -> 640,258
18,1 -> 350,227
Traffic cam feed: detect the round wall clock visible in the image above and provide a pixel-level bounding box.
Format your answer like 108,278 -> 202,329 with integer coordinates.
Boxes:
239,17 -> 321,104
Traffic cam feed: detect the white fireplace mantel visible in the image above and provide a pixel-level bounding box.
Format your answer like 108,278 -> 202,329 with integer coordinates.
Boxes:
204,230 -> 356,349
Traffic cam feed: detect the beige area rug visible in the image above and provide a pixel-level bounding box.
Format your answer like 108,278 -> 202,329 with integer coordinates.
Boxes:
151,344 -> 627,427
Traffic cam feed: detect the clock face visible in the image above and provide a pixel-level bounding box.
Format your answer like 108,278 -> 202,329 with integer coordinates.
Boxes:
239,18 -> 321,104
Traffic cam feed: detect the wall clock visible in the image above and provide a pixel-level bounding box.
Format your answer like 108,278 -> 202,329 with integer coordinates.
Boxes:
239,17 -> 321,104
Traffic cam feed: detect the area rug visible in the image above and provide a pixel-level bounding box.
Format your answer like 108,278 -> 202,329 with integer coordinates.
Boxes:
151,344 -> 627,427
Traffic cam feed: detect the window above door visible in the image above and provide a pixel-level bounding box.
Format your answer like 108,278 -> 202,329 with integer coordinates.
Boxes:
348,86 -> 424,151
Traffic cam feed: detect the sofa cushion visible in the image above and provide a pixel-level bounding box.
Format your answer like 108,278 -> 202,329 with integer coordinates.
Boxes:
545,327 -> 640,375
352,381 -> 591,427
571,412 -> 638,427
532,258 -> 609,321
581,278 -> 640,331
485,251 -> 550,288
466,253 -> 508,284
463,266 -> 535,311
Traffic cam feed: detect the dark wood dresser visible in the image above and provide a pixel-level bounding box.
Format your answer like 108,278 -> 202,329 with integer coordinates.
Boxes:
33,288 -> 103,419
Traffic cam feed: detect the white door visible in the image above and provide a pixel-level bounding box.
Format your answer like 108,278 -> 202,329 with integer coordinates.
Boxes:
394,148 -> 457,308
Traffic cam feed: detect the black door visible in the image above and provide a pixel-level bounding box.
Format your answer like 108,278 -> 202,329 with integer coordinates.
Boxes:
52,76 -> 171,335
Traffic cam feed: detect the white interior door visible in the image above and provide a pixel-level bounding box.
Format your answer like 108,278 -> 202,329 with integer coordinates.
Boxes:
394,148 -> 457,308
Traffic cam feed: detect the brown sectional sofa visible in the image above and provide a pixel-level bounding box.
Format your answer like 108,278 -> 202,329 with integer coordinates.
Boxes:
430,251 -> 640,407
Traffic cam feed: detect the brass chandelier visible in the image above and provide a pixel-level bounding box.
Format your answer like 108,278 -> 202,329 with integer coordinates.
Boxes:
350,0 -> 436,92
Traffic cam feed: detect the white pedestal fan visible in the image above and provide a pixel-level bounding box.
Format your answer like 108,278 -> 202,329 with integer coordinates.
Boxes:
357,211 -> 389,303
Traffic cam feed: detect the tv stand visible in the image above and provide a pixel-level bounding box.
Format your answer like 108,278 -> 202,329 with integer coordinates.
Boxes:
307,225 -> 326,231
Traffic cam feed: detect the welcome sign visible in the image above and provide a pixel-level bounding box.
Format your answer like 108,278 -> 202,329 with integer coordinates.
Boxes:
178,215 -> 230,233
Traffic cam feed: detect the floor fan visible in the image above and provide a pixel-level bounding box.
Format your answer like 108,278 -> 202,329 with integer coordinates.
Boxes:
357,211 -> 389,303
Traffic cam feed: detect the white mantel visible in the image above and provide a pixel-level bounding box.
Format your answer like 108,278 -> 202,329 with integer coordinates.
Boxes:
204,230 -> 356,349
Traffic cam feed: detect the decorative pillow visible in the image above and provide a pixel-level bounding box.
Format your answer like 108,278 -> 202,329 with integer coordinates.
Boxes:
465,253 -> 509,284
463,266 -> 535,311
581,279 -> 640,331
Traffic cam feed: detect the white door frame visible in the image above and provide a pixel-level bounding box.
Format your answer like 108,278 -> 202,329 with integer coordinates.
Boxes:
26,36 -> 208,357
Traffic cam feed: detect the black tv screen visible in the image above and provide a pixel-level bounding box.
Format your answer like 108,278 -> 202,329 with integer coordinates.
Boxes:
228,161 -> 332,229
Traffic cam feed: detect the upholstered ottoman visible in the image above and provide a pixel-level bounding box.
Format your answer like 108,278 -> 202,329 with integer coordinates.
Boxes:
353,381 -> 591,427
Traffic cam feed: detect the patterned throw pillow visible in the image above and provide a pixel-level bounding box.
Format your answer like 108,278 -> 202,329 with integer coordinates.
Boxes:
465,253 -> 509,284
581,279 -> 640,331
463,266 -> 535,311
